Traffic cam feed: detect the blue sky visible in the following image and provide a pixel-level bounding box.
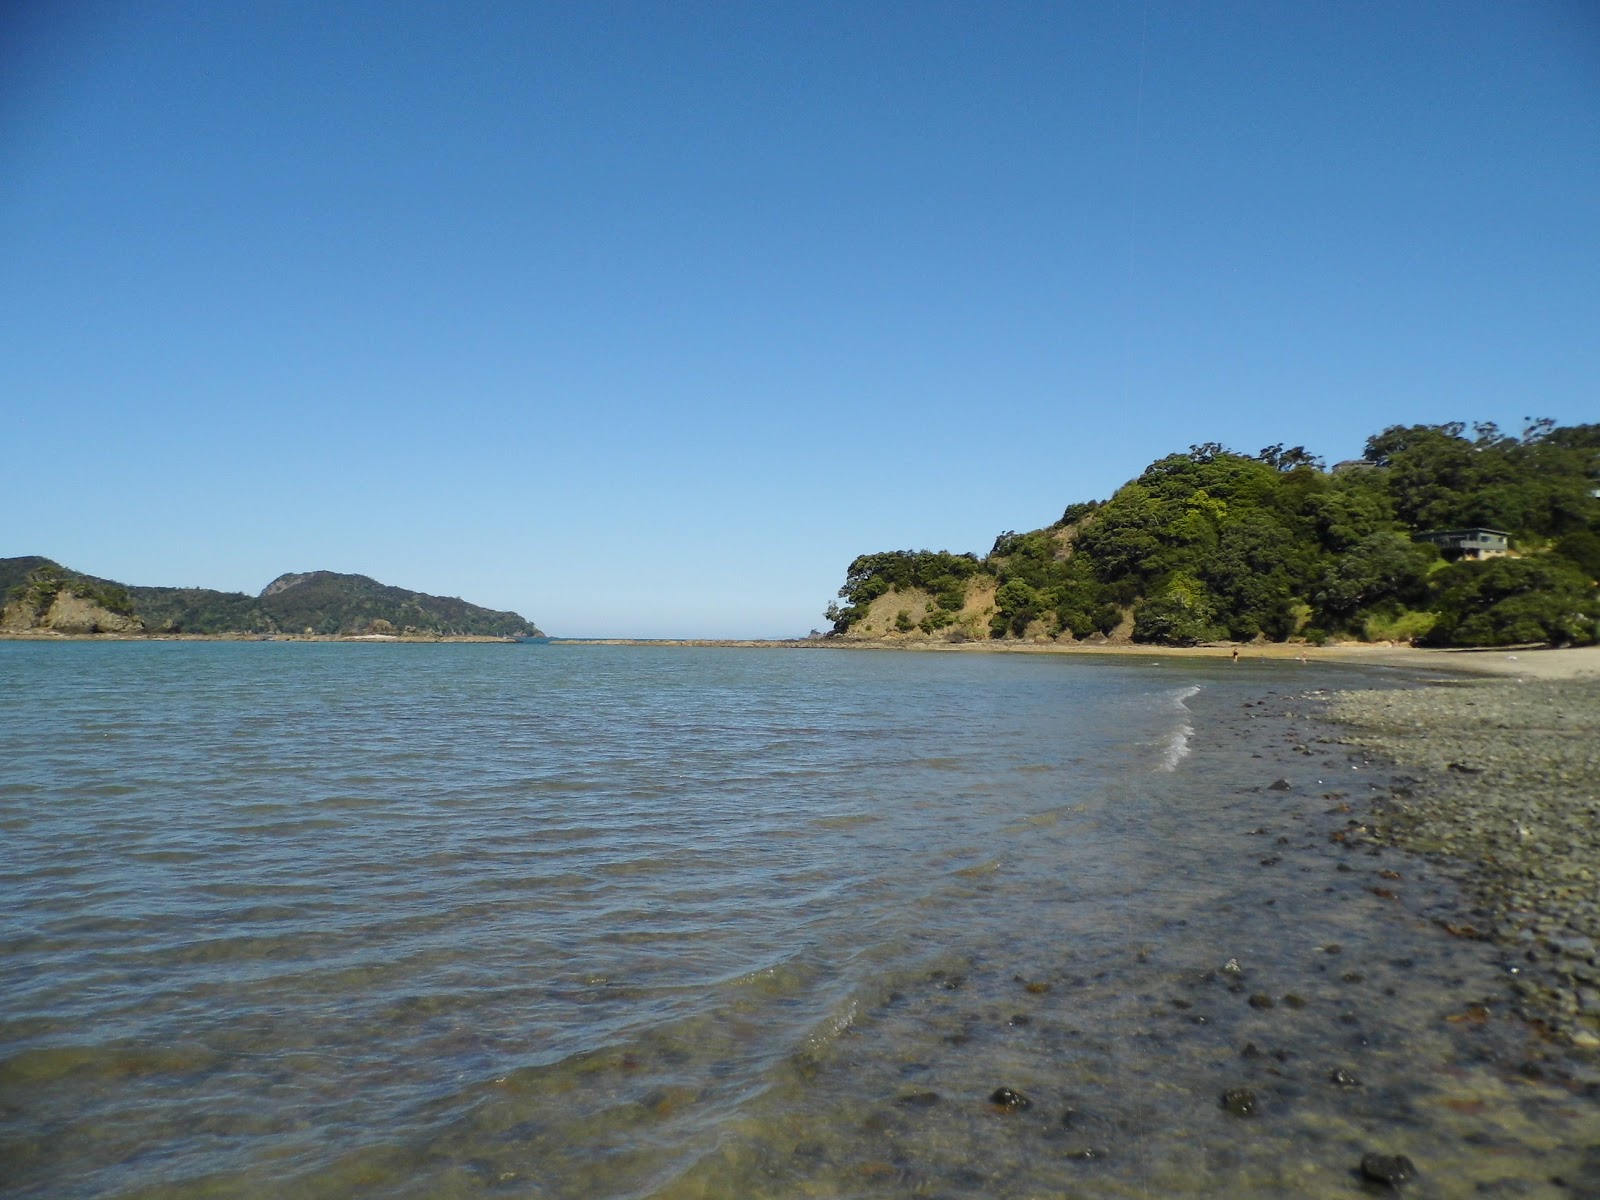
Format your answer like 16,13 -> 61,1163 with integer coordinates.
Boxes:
4,1 -> 1597,637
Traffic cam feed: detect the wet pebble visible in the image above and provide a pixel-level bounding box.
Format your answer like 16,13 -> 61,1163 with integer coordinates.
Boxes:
1329,1068 -> 1361,1087
1359,1151 -> 1417,1187
1248,993 -> 1275,1009
1219,1087 -> 1259,1117
989,1087 -> 1031,1112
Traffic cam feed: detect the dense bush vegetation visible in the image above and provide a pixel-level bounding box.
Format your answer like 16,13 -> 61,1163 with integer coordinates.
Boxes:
828,421 -> 1600,648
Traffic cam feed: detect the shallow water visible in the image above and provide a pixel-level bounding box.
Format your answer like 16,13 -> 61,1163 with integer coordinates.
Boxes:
1,643 -> 1595,1198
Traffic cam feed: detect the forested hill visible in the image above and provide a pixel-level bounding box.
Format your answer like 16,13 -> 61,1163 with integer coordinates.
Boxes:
826,421 -> 1600,649
0,560 -> 542,638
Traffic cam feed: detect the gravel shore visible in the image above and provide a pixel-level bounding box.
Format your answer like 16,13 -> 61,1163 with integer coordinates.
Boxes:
1326,678 -> 1600,1048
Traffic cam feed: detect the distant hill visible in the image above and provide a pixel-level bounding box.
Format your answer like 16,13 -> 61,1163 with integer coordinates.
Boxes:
0,559 -> 542,638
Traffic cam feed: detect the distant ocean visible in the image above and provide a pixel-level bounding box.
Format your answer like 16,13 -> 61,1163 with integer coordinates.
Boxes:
1,643 -> 1585,1197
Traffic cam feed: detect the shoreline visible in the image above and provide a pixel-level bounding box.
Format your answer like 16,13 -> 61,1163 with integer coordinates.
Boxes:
0,631 -> 527,643
550,636 -> 1600,681
6,628 -> 1597,682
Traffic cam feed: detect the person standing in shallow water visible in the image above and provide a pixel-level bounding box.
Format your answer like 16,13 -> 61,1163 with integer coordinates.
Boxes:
1231,648 -> 1240,664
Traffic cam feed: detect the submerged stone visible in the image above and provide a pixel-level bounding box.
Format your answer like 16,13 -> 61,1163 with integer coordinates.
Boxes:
1359,1152 -> 1417,1186
989,1087 -> 1031,1112
1220,1087 -> 1258,1117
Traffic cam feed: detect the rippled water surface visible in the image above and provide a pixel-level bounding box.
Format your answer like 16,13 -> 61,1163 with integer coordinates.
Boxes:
2,643 -> 1595,1198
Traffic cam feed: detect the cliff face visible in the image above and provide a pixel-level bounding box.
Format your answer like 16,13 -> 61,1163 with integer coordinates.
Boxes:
0,587 -> 145,635
834,579 -> 1003,642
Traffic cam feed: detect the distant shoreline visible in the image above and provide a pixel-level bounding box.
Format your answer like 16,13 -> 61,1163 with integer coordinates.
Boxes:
0,631 -> 523,644
6,629 -> 1597,681
550,637 -> 1600,680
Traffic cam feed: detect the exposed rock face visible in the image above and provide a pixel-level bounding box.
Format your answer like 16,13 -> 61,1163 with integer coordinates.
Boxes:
0,589 -> 145,635
259,572 -> 314,598
838,580 -> 1002,643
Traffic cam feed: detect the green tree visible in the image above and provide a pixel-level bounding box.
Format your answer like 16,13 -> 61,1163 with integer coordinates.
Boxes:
1423,557 -> 1599,647
1311,532 -> 1438,632
991,578 -> 1043,637
1553,529 -> 1600,580
1133,573 -> 1221,645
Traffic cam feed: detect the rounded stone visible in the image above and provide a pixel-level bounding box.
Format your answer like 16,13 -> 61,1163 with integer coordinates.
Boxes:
1359,1152 -> 1417,1186
1219,1087 -> 1258,1117
990,1087 -> 1031,1112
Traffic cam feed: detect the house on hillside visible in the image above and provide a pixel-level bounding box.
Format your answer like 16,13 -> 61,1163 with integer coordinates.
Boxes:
1331,459 -> 1380,475
1413,528 -> 1511,560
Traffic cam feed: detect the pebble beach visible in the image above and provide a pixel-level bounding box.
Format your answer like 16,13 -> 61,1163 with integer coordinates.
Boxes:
1327,672 -> 1600,1050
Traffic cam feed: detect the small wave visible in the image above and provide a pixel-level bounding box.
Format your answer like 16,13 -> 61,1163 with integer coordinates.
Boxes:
809,813 -> 881,830
802,997 -> 858,1053
1005,803 -> 1088,830
1158,684 -> 1202,772
952,856 -> 1003,878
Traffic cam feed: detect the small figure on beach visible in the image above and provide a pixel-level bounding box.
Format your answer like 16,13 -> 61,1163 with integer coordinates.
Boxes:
1231,648 -> 1239,664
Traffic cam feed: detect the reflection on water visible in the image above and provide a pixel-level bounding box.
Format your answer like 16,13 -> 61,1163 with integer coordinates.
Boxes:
0,644 -> 1594,1198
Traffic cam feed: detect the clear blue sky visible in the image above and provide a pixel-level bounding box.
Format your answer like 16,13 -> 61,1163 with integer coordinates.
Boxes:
4,2 -> 1596,637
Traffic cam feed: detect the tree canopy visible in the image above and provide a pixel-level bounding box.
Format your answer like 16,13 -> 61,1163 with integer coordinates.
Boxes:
828,421 -> 1600,648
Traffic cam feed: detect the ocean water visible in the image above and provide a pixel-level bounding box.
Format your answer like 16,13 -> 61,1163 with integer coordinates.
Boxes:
1,643 -> 1594,1199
